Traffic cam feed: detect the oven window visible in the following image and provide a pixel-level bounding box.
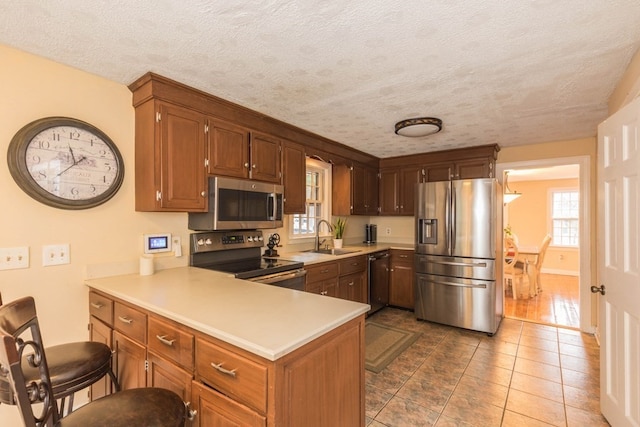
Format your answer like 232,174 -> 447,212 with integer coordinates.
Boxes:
218,188 -> 271,221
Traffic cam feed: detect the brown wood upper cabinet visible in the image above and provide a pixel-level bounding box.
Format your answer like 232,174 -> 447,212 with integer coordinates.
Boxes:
134,101 -> 207,212
333,163 -> 379,216
379,167 -> 422,216
207,120 -> 281,184
423,157 -> 494,182
281,140 -> 306,214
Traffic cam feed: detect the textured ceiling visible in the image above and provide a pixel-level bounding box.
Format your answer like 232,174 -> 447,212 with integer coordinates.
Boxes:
2,1 -> 640,158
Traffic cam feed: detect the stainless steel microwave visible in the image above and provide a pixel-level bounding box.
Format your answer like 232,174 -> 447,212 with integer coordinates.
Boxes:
188,176 -> 283,230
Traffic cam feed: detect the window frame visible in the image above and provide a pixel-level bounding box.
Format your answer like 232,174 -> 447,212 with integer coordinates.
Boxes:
288,158 -> 332,241
548,187 -> 580,248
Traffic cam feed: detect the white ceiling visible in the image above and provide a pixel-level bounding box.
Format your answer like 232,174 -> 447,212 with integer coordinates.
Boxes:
2,1 -> 640,159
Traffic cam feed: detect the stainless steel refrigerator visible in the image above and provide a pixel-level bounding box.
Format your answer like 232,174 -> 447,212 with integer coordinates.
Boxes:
415,178 -> 503,335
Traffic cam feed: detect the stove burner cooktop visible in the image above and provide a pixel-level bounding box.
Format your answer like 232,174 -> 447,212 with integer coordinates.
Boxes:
196,257 -> 304,280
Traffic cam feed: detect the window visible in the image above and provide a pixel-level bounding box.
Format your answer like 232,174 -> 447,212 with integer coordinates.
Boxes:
550,189 -> 579,247
290,158 -> 332,238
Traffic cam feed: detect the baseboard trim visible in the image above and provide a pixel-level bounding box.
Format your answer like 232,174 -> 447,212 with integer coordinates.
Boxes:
542,268 -> 579,277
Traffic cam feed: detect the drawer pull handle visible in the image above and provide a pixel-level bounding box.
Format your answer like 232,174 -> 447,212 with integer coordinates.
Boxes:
156,335 -> 176,346
211,362 -> 237,378
320,269 -> 329,274
400,255 -> 408,258
91,302 -> 104,309
348,281 -> 355,286
351,262 -> 359,266
118,316 -> 133,325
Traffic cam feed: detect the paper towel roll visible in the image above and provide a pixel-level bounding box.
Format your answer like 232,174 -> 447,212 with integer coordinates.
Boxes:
139,255 -> 155,276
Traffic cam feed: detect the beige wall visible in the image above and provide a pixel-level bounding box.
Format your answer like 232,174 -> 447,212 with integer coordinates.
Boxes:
506,178 -> 580,275
0,45 -> 192,423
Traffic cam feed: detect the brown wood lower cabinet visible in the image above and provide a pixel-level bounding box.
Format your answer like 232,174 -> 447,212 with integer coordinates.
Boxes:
89,316 -> 112,400
389,249 -> 415,310
89,288 -> 366,427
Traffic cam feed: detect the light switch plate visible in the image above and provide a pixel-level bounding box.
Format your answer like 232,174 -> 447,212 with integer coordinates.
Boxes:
42,244 -> 70,266
0,247 -> 29,270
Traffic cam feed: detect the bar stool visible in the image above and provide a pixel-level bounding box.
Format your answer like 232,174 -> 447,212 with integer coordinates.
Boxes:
0,293 -> 119,416
0,296 -> 190,426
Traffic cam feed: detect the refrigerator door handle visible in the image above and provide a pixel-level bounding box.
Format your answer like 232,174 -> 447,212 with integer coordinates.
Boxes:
445,185 -> 451,253
451,184 -> 456,252
429,279 -> 487,289
427,260 -> 488,268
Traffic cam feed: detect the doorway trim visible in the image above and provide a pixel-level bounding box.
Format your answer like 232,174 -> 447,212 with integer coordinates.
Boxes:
497,155 -> 593,333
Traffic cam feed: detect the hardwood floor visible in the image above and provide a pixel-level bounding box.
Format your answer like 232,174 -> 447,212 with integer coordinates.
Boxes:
504,273 -> 580,329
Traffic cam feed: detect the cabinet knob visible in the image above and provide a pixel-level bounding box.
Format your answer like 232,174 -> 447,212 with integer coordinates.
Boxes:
252,164 -> 257,169
201,191 -> 206,197
244,163 -> 249,168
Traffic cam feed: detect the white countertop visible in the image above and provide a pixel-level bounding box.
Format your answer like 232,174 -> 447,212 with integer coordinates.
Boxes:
280,242 -> 415,265
86,267 -> 369,361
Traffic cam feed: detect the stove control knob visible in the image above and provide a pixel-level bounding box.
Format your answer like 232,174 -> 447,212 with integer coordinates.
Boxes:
197,239 -> 205,246
257,236 -> 264,241
205,238 -> 212,245
247,236 -> 253,242
253,236 -> 259,242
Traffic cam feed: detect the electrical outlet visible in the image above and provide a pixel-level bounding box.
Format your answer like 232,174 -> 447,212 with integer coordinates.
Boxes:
386,227 -> 391,235
42,244 -> 70,266
0,247 -> 30,270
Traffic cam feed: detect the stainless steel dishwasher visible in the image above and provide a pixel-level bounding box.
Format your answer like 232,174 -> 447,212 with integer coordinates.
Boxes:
368,250 -> 390,315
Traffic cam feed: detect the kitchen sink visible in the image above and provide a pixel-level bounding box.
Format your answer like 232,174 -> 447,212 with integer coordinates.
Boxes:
304,248 -> 362,256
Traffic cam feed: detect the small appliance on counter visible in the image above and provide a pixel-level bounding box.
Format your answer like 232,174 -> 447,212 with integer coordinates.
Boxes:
364,224 -> 377,244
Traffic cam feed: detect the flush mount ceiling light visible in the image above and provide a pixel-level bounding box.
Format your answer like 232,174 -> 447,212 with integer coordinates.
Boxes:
394,117 -> 443,137
503,171 -> 522,204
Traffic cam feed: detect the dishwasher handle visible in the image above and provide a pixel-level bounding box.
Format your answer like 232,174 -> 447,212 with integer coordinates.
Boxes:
368,252 -> 389,261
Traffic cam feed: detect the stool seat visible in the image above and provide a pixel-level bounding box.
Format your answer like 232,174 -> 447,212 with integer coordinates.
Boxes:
57,387 -> 186,427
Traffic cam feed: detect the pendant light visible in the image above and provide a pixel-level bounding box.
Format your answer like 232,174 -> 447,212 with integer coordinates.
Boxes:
503,171 -> 522,204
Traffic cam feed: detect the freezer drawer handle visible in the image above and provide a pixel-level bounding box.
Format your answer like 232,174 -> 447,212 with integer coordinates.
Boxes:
427,260 -> 487,268
428,279 -> 487,289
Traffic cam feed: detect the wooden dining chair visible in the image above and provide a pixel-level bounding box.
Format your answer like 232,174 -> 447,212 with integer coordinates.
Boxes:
0,296 -> 189,427
528,234 -> 552,295
504,237 -> 526,299
0,293 -> 119,417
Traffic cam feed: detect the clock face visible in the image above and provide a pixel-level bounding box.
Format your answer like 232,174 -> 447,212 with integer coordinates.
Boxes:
7,117 -> 125,209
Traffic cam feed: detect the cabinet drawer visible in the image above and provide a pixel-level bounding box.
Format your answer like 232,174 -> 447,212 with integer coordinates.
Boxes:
391,249 -> 415,264
338,255 -> 366,275
89,291 -> 113,326
114,302 -> 147,344
148,316 -> 194,371
305,262 -> 339,283
196,338 -> 267,414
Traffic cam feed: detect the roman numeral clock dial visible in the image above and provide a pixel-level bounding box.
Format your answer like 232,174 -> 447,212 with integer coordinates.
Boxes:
7,117 -> 124,209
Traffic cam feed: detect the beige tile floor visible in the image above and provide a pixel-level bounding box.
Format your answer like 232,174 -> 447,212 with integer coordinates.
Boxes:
365,308 -> 608,426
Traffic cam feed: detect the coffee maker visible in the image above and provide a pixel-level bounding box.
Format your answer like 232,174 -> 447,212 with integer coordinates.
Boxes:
364,224 -> 377,244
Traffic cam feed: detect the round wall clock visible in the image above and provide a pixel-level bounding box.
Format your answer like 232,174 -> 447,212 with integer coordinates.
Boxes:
7,117 -> 125,210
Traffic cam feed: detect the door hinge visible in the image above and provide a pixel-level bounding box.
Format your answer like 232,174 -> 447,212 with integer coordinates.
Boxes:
155,112 -> 161,122
145,360 -> 149,372
204,124 -> 209,133
204,158 -> 209,168
156,190 -> 162,201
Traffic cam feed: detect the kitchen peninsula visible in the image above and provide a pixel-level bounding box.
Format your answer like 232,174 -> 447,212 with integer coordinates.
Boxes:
86,267 -> 369,426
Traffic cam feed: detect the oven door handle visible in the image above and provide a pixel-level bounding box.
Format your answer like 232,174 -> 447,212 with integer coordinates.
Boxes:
248,269 -> 307,284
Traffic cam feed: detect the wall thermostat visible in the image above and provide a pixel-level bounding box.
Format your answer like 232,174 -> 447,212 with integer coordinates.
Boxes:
143,233 -> 172,254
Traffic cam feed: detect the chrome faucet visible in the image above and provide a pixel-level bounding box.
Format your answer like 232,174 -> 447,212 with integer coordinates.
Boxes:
315,219 -> 334,251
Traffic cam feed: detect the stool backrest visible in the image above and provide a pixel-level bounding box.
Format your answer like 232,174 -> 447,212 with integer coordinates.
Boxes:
0,297 -> 59,427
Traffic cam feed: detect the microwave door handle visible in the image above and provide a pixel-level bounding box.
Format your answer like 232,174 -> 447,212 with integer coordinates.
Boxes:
267,193 -> 276,220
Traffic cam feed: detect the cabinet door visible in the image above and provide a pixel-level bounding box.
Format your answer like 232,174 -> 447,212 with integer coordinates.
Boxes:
158,103 -> 207,211
282,140 -> 306,214
190,382 -> 265,427
399,167 -> 422,215
351,164 -> 367,214
423,161 -> 453,182
379,169 -> 399,215
332,164 -> 352,216
113,331 -> 146,390
250,132 -> 281,183
389,251 -> 415,309
207,119 -> 250,179
89,317 -> 113,400
147,351 -> 193,403
454,158 -> 493,179
339,271 -> 366,303
365,166 -> 379,215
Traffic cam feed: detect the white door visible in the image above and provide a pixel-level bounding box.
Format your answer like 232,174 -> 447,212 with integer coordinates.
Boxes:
597,95 -> 640,426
